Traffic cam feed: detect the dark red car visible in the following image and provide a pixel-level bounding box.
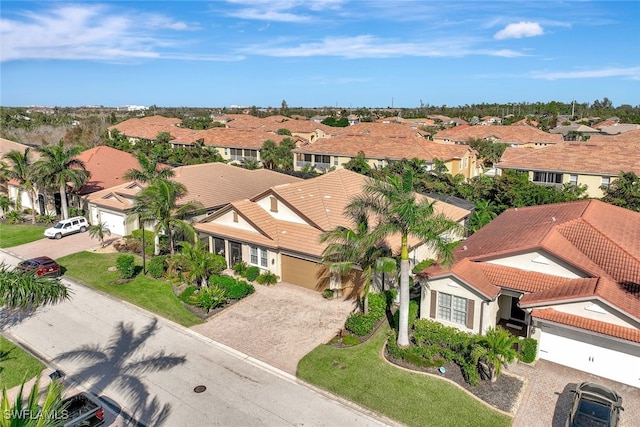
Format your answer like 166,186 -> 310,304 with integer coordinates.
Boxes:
16,256 -> 60,277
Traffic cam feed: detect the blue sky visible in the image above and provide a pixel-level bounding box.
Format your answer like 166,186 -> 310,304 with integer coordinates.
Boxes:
1,1 -> 638,108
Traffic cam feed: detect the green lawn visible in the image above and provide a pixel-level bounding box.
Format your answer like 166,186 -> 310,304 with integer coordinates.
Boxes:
58,252 -> 203,327
297,324 -> 512,427
0,223 -> 47,248
0,335 -> 45,390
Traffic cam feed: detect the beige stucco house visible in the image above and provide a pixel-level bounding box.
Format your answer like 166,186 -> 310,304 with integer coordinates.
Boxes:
194,169 -> 471,296
417,200 -> 640,387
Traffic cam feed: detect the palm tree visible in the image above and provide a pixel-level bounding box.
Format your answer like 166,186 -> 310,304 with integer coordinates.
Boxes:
123,152 -> 175,183
0,264 -> 69,309
88,222 -> 112,248
473,326 -> 519,382
320,210 -> 396,313
469,199 -> 498,233
0,195 -> 15,216
1,374 -> 65,427
173,241 -> 226,287
347,170 -> 462,347
3,148 -> 38,223
34,141 -> 89,220
129,179 -> 203,255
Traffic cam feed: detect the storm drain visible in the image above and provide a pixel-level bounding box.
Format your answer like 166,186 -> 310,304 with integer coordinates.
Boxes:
193,385 -> 206,393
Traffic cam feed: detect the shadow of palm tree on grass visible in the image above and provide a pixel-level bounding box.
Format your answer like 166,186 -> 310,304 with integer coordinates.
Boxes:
54,318 -> 185,426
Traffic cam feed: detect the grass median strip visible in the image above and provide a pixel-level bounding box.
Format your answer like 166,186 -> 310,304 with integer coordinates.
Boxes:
297,323 -> 512,427
58,252 -> 203,327
0,335 -> 45,390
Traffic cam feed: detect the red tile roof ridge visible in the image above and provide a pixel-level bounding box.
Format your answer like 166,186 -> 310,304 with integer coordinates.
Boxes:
531,308 -> 640,343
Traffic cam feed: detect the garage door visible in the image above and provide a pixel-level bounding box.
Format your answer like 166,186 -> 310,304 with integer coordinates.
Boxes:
99,211 -> 125,236
281,255 -> 326,290
539,324 -> 640,388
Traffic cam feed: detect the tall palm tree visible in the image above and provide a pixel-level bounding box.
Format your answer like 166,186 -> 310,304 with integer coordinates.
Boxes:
347,170 -> 462,347
0,264 -> 69,309
123,152 -> 174,183
320,210 -> 396,313
129,179 -> 203,255
34,141 -> 89,220
3,148 -> 38,223
173,241 -> 226,287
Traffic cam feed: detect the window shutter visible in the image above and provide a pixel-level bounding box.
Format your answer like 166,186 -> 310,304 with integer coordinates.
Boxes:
429,290 -> 437,318
270,196 -> 278,213
233,212 -> 238,223
466,299 -> 475,330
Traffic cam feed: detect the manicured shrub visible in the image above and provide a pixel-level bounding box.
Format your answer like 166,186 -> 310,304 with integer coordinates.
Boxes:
115,254 -> 136,279
232,261 -> 248,276
345,312 -> 376,336
392,299 -> 419,330
256,271 -> 279,285
190,285 -> 227,312
178,285 -> 197,303
245,266 -> 260,282
210,275 -> 254,300
518,337 -> 538,363
131,229 -> 155,255
147,256 -> 167,278
367,292 -> 387,320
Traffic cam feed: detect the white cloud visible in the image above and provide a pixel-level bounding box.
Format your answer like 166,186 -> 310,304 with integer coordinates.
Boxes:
494,21 -> 544,40
531,67 -> 640,80
0,4 -> 212,62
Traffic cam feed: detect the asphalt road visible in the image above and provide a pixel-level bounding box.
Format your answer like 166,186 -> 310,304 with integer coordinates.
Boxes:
0,251 -> 392,427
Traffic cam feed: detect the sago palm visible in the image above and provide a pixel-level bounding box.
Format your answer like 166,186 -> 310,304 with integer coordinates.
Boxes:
472,326 -> 519,382
347,169 -> 462,347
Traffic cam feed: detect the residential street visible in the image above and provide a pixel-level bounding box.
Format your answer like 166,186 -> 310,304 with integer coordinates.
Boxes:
0,251 -> 391,427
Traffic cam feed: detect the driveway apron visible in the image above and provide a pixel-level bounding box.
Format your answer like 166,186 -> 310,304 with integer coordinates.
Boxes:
191,281 -> 357,375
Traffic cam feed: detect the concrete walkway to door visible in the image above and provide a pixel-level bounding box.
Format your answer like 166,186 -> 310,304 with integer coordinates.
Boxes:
191,281 -> 357,375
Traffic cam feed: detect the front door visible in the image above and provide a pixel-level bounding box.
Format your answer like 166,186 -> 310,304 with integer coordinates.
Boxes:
229,241 -> 242,267
510,297 -> 526,321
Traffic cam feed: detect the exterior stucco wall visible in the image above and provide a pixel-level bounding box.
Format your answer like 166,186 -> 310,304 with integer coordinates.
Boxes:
485,250 -> 586,278
542,300 -> 639,329
420,276 -> 495,335
216,209 -> 260,232
254,196 -> 308,225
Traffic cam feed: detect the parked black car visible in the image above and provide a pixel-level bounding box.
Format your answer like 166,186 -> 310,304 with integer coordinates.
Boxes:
567,381 -> 623,427
16,256 -> 60,277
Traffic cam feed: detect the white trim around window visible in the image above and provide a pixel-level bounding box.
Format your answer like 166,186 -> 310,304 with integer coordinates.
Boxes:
250,246 -> 269,268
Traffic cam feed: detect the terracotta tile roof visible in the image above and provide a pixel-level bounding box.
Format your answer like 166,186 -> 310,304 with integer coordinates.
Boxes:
0,138 -> 35,158
196,168 -> 470,260
496,140 -> 640,175
75,146 -> 141,195
108,116 -> 184,140
197,128 -> 288,149
293,133 -> 470,162
213,114 -> 333,134
86,181 -> 145,211
171,163 -> 301,210
328,121 -> 426,138
434,124 -> 563,145
588,128 -> 640,143
420,200 -> 640,322
531,308 -> 640,343
499,147 -> 532,163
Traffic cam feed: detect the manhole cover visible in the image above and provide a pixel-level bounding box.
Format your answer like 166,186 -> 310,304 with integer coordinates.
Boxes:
193,385 -> 206,393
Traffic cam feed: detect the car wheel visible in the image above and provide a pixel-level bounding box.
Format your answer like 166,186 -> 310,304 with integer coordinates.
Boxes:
55,233 -> 62,240
80,226 -> 87,232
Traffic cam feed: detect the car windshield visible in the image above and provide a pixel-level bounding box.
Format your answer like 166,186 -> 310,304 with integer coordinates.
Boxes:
574,399 -> 611,427
53,223 -> 64,229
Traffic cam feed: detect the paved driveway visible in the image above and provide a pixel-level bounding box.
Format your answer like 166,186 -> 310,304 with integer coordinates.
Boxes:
510,359 -> 639,427
2,231 -> 111,260
191,281 -> 357,375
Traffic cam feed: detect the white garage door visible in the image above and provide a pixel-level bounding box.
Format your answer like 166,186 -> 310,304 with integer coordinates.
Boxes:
539,325 -> 640,388
99,211 -> 125,236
